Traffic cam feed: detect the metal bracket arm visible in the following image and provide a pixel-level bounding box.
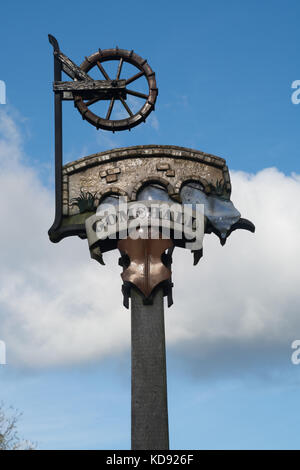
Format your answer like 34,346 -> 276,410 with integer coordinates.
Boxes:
53,79 -> 127,101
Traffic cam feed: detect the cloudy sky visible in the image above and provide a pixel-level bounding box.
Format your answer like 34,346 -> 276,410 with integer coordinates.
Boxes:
1,0 -> 300,449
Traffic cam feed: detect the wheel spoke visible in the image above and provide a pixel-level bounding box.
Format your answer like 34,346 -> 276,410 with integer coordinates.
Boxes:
96,61 -> 110,80
85,96 -> 101,106
126,88 -> 148,100
125,71 -> 144,86
116,58 -> 124,80
106,97 -> 115,120
120,96 -> 133,116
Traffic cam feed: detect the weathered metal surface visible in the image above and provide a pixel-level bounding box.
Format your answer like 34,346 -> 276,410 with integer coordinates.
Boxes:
48,35 -> 63,239
49,142 -> 255,251
48,38 -> 254,249
74,48 -> 158,131
131,286 -> 169,450
118,231 -> 173,300
49,35 -> 158,132
85,198 -> 201,297
49,35 -> 92,81
53,79 -> 127,101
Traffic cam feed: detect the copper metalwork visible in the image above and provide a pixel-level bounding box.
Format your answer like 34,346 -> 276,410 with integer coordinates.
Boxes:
118,229 -> 173,306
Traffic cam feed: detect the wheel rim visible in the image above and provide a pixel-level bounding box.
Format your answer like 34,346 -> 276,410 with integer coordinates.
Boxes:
74,48 -> 158,131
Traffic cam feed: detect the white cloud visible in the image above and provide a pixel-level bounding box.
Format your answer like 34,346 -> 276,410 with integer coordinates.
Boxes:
0,110 -> 300,373
167,167 -> 300,376
149,114 -> 159,131
0,110 -> 129,367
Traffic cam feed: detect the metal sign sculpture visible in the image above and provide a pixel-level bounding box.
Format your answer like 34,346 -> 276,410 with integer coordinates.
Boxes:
48,35 -> 255,450
49,34 -> 158,132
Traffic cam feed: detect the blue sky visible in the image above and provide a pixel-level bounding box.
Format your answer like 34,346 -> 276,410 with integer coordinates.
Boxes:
1,0 -> 300,449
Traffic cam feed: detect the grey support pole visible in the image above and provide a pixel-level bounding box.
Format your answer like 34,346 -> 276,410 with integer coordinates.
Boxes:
131,287 -> 169,450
